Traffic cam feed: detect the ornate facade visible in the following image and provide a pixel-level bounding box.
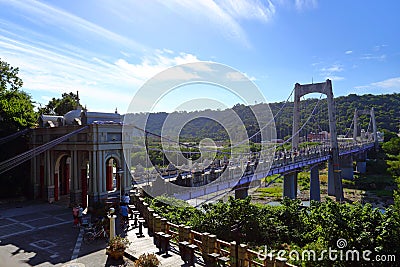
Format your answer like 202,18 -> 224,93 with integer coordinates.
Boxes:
30,108 -> 133,208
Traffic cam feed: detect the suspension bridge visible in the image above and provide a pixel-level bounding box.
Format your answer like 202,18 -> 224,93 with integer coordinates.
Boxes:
0,79 -> 380,207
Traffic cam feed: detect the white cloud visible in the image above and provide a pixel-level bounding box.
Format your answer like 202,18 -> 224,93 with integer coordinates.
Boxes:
217,0 -> 276,22
360,54 -> 386,61
0,31 -> 200,112
319,64 -> 344,81
373,44 -> 388,51
225,71 -> 257,82
295,0 -> 318,10
371,77 -> 400,89
226,71 -> 247,81
354,77 -> 400,96
157,0 -> 276,47
1,0 -> 146,51
326,76 -> 344,81
345,50 -> 353,55
320,64 -> 343,73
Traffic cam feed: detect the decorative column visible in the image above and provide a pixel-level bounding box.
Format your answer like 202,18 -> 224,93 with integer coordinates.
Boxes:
108,212 -> 117,239
81,167 -> 88,208
88,151 -> 98,207
46,150 -> 55,203
100,150 -> 106,193
54,172 -> 59,201
123,149 -> 131,194
65,157 -> 70,195
70,150 -> 81,205
39,162 -> 44,199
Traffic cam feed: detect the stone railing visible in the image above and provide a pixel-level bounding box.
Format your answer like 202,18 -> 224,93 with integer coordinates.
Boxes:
133,193 -> 296,267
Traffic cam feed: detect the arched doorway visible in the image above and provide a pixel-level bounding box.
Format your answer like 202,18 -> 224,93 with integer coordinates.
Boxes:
106,157 -> 121,192
54,154 -> 71,201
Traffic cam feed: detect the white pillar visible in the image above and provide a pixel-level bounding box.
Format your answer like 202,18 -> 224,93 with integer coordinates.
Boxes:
108,214 -> 117,239
91,150 -> 97,193
88,151 -> 93,193
97,150 -> 104,193
45,150 -> 51,185
72,150 -> 79,190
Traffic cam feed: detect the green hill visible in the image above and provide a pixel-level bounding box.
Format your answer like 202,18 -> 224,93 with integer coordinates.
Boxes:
126,93 -> 400,142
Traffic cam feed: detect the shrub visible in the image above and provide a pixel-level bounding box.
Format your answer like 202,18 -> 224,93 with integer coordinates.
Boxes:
134,253 -> 160,267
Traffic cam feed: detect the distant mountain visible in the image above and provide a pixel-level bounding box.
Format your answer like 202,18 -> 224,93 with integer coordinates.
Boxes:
124,93 -> 400,142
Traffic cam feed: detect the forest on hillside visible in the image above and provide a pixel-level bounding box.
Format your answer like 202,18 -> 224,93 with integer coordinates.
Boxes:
125,93 -> 400,142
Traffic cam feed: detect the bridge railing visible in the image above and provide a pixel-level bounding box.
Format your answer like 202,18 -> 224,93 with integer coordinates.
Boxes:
133,194 -> 296,266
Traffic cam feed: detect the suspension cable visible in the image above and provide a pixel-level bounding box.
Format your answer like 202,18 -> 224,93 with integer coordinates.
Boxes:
0,128 -> 30,145
0,126 -> 88,175
133,87 -> 296,154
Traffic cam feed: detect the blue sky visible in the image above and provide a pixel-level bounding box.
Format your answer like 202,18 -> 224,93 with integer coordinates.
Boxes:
1,0 -> 399,113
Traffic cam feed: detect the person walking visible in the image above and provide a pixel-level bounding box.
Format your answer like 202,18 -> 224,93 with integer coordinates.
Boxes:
122,193 -> 130,205
78,204 -> 84,227
120,203 -> 129,230
72,204 -> 79,227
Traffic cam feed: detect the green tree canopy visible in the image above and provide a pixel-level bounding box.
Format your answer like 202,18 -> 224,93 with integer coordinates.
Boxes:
382,137 -> 400,156
38,91 -> 83,116
0,59 -> 23,92
0,58 -> 36,135
0,59 -> 37,198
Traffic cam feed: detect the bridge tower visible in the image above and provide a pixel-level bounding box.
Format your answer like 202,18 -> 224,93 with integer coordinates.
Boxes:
285,79 -> 343,201
353,108 -> 378,151
352,107 -> 379,174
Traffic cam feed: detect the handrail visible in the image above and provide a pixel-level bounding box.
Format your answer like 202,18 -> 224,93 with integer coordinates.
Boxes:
133,194 -> 296,266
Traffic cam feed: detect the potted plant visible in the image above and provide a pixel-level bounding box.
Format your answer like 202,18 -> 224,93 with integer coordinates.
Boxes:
106,235 -> 131,260
134,253 -> 160,267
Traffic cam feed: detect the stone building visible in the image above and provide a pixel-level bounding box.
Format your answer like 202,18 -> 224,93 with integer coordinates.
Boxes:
30,107 -> 133,208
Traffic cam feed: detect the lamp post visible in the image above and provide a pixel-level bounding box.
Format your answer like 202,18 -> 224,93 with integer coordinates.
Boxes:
116,167 -> 124,203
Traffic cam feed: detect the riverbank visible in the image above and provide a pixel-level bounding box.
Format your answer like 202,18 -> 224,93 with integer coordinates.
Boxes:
249,170 -> 397,209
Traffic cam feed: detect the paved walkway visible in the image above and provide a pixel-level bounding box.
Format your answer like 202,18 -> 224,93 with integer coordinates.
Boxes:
0,199 -> 201,266
124,217 -> 203,266
0,200 -> 134,266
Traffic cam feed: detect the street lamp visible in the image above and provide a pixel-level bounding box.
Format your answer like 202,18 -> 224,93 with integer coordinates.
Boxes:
116,167 -> 124,203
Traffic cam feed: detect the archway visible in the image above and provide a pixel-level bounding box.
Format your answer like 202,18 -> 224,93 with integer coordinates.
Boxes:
105,157 -> 121,192
54,153 -> 71,201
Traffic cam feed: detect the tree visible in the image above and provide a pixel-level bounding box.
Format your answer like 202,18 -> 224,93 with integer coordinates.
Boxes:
0,58 -> 37,135
0,59 -> 23,92
0,90 -> 37,133
382,137 -> 400,156
381,129 -> 398,142
0,59 -> 37,198
38,92 -> 82,116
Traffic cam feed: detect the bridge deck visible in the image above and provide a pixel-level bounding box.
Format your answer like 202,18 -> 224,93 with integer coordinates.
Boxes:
171,142 -> 375,201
